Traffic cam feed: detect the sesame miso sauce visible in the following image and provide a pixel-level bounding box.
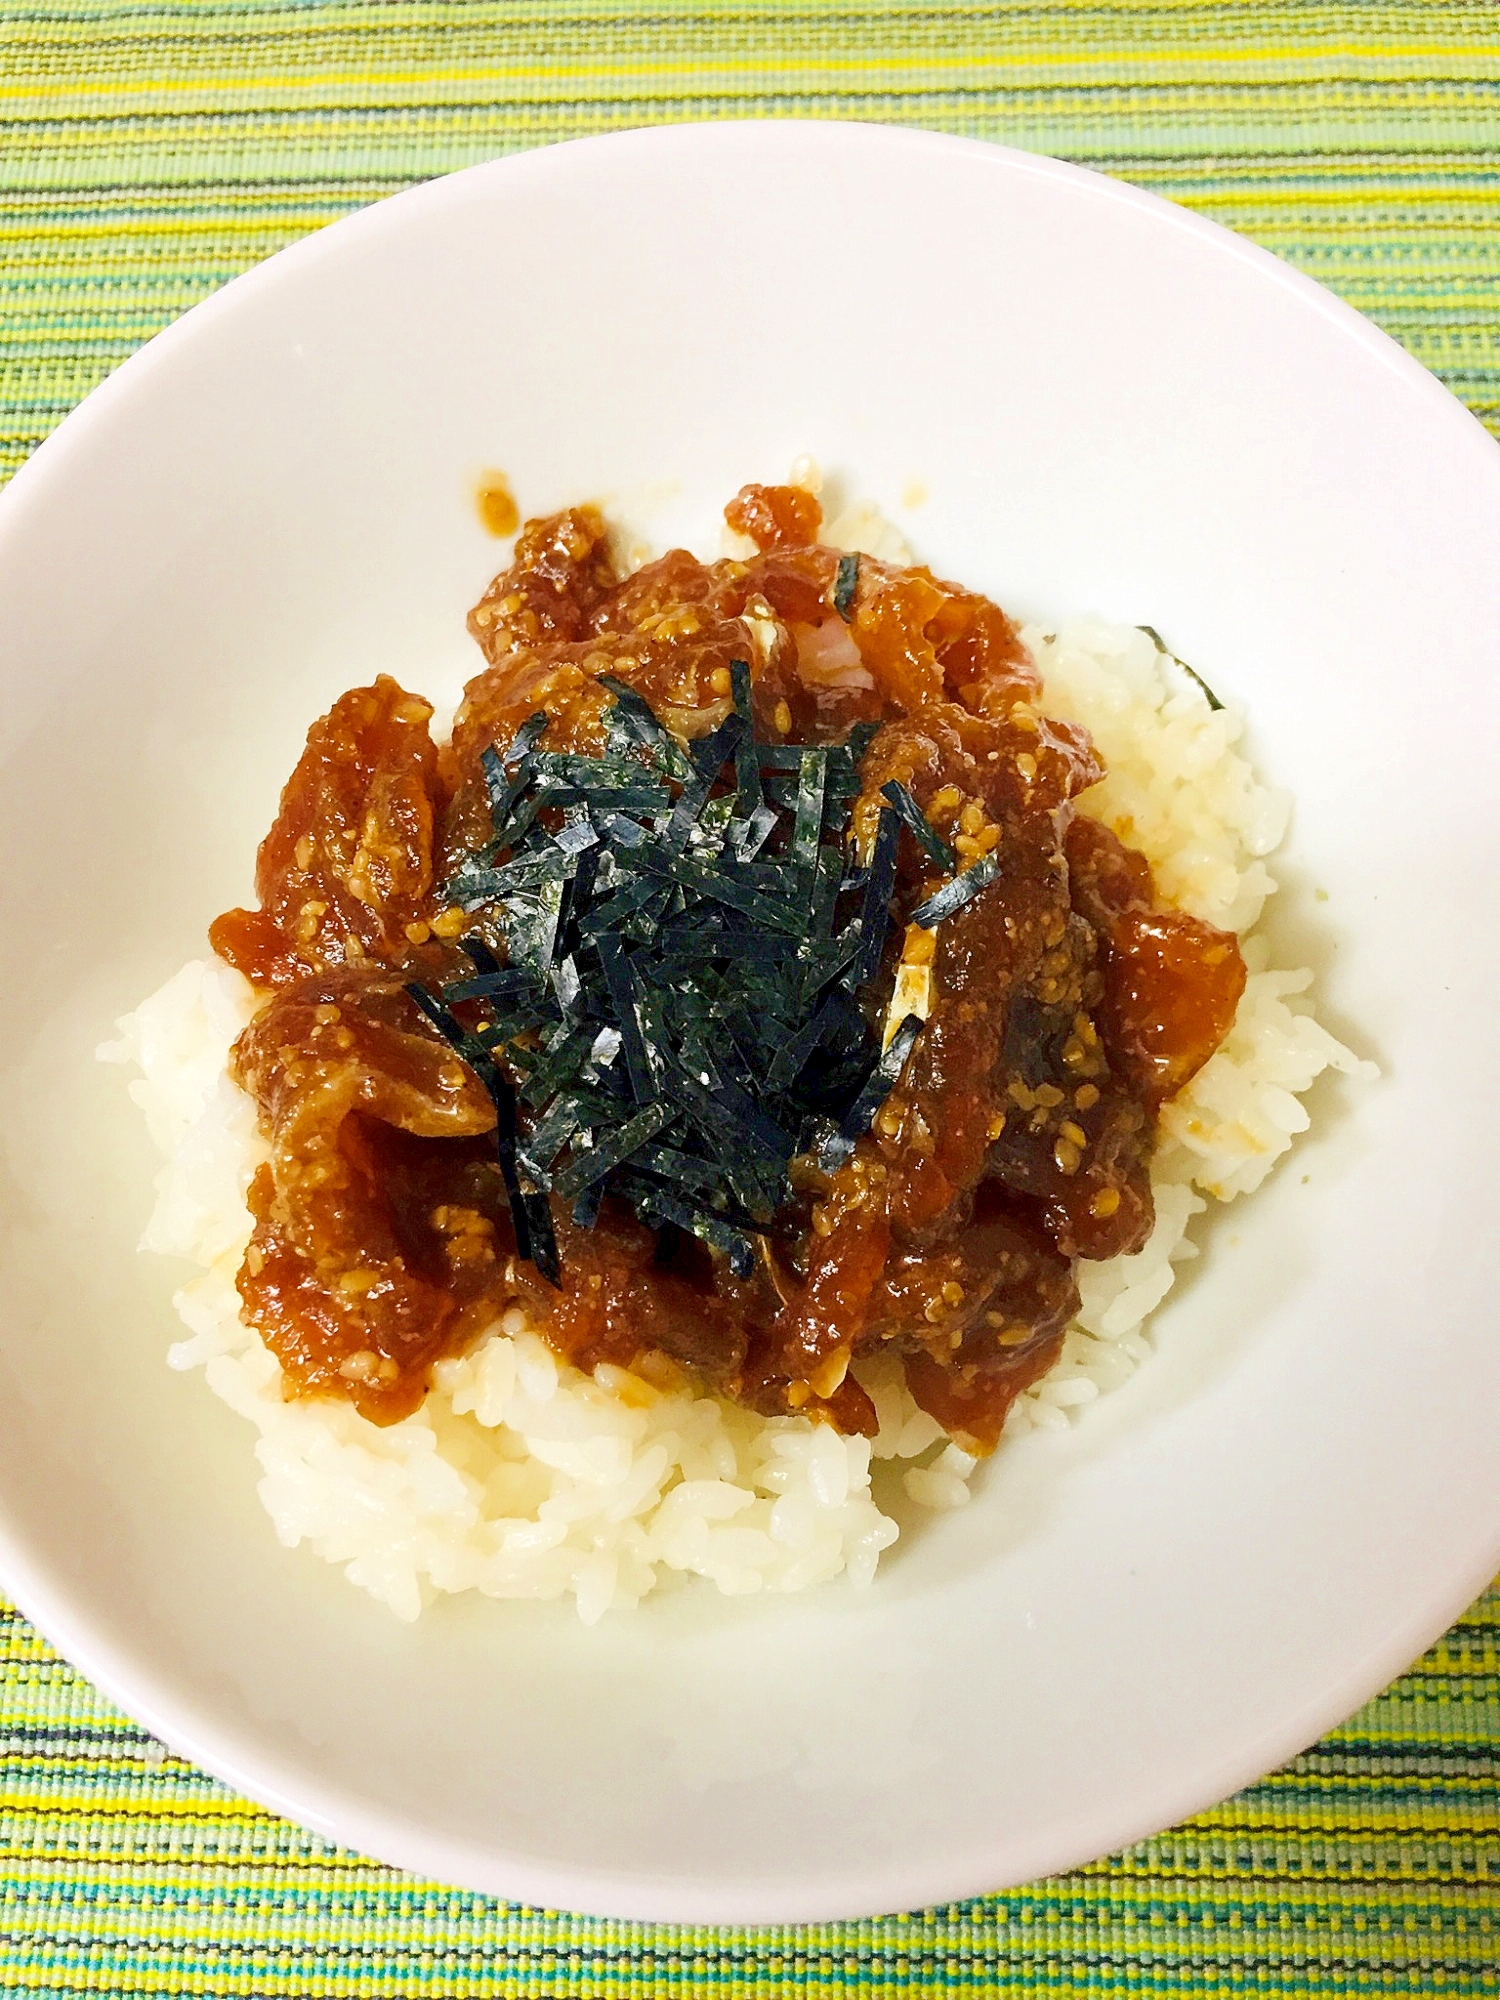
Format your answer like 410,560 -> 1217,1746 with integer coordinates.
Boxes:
476,472 -> 520,538
209,484 -> 1245,1451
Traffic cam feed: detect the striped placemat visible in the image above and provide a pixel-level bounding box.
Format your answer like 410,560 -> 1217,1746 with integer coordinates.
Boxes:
2,5 -> 1496,1992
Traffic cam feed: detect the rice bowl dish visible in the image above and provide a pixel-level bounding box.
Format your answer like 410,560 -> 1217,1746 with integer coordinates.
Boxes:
101,486 -> 1370,1623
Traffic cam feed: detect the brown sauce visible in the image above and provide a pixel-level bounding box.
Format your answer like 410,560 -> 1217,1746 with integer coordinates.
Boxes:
475,473 -> 520,538
212,483 -> 1245,1447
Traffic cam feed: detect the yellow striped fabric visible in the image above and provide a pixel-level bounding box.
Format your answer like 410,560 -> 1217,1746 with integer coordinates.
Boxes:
1,4 -> 1497,1992
1,1590 -> 1494,1993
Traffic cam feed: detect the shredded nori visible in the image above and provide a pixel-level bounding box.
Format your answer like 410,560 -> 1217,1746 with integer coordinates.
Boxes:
408,674 -> 1002,1280
910,853 -> 1000,929
880,780 -> 957,872
833,552 -> 860,622
1138,624 -> 1224,712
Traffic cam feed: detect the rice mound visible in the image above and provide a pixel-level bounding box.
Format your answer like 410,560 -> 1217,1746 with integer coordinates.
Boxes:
100,617 -> 1373,1621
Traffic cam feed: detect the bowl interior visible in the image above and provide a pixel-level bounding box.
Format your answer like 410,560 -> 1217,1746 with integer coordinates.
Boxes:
1,123 -> 1498,1922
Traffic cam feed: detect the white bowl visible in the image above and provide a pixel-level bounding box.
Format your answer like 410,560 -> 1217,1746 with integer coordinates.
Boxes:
1,122 -> 1497,1924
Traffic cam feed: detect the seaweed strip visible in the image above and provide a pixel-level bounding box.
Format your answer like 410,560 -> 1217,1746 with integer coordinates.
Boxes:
667,716 -> 742,851
444,968 -> 530,1004
631,849 -> 805,931
509,874 -> 568,982
729,658 -> 762,813
656,926 -> 795,969
481,712 -> 547,836
595,934 -> 656,1105
910,853 -> 1000,928
550,953 -> 581,1017
625,1182 -> 756,1279
690,708 -> 747,783
1138,624 -> 1224,711
792,748 -> 829,872
405,979 -> 544,1276
574,876 -> 661,935
517,1096 -> 583,1184
597,674 -> 694,778
518,1023 -> 598,1108
851,805 -> 900,987
519,1194 -> 559,1284
570,1178 -> 607,1230
553,1101 -> 676,1199
460,936 -> 503,975
403,982 -> 490,1071
553,816 -> 599,856
631,1143 -> 735,1199
602,813 -> 650,850
764,991 -> 850,1092
730,800 -> 779,861
833,551 -> 860,622
880,780 -> 957,871
817,1012 -> 923,1171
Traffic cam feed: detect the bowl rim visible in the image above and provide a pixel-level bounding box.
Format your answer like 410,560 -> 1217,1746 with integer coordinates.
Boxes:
1,116 -> 1498,1923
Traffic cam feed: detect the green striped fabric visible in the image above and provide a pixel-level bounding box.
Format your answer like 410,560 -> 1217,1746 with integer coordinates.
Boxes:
2,1591 -> 1495,1992
1,3 -> 1497,1992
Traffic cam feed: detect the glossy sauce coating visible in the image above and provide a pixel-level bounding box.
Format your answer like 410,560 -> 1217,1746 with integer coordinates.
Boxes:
214,484 -> 1244,1444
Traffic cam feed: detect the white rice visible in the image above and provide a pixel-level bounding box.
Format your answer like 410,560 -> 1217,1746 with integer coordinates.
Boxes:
99,610 -> 1373,1622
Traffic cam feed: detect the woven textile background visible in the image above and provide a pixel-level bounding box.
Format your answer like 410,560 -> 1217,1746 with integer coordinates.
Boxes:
1,3 -> 1497,1994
